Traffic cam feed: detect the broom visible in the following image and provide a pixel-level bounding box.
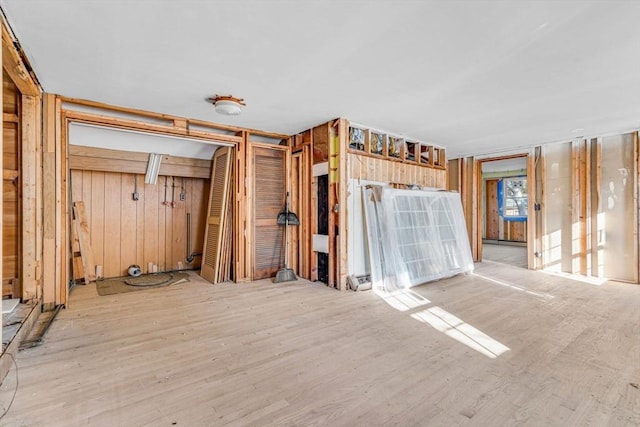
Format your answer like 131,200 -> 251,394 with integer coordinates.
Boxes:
274,192 -> 299,283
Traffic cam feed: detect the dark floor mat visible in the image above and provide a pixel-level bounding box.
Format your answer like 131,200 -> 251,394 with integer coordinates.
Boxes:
96,272 -> 190,296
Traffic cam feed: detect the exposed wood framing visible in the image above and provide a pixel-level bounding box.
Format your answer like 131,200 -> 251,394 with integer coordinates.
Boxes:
534,146 -> 545,270
60,107 -> 69,306
57,97 -> 294,289
42,94 -> 58,307
338,118 -> 348,290
346,121 -> 446,171
34,96 -> 43,299
72,201 -> 96,284
3,112 -> 17,123
62,109 -> 242,145
1,23 -> 39,96
20,94 -> 39,300
589,139 -> 601,277
61,97 -> 289,141
0,33 -> 3,341
291,151 -> 301,274
296,131 -> 315,281
235,132 -> 248,282
473,158 -> 481,261
579,141 -> 588,275
348,153 -> 446,188
244,135 -> 255,281
635,131 -> 639,283
328,123 -> 338,289
473,154 -> 530,264
68,145 -> 212,178
570,140 -> 581,274
526,152 -> 536,269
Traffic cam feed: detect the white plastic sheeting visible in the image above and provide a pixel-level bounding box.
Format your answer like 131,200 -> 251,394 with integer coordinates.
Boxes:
362,186 -> 474,292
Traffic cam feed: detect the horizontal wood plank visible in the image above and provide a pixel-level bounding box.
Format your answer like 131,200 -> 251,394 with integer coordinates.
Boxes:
69,145 -> 212,178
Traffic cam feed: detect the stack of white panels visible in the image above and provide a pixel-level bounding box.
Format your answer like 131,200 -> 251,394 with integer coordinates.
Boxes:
362,186 -> 474,292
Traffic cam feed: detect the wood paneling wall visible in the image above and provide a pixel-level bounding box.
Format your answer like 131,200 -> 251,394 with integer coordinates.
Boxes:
70,170 -> 209,278
347,153 -> 446,188
69,145 -> 212,179
2,69 -> 19,296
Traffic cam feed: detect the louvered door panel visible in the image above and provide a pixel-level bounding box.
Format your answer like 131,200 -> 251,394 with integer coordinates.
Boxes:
253,146 -> 286,279
201,147 -> 232,283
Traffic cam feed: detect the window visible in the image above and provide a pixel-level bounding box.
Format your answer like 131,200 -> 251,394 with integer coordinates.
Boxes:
498,177 -> 527,221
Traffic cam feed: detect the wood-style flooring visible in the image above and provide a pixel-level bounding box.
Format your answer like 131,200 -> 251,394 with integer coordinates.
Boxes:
1,262 -> 639,426
482,243 -> 528,269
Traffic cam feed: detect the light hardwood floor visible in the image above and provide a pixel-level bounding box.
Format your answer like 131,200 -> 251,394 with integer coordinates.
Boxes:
1,262 -> 639,426
482,243 -> 528,269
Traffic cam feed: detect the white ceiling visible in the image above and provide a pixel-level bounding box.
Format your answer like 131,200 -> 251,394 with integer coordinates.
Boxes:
2,1 -> 639,157
69,123 -> 221,160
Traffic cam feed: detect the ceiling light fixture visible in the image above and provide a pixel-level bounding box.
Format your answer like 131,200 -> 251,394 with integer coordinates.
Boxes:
208,95 -> 246,116
145,153 -> 163,185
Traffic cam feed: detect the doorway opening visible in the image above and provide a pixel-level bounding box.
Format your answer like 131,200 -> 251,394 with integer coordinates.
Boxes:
479,156 -> 529,269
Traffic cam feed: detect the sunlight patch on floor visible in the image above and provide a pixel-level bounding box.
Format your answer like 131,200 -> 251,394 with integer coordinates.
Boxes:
473,272 -> 555,300
411,306 -> 510,359
375,288 -> 510,359
374,288 -> 431,312
541,270 -> 608,286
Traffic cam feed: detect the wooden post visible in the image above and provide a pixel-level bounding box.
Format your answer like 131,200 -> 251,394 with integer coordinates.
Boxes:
570,140 -> 580,274
303,142 -> 312,280
472,157 -> 480,262
244,134 -> 254,280
72,202 -> 96,284
42,93 -> 57,308
460,157 -> 479,262
527,150 -> 536,270
59,102 -> 69,306
534,146 -> 545,270
338,118 -> 348,290
21,95 -> 39,301
579,140 -> 588,276
234,131 -> 247,282
0,34 -> 3,340
590,138 -> 601,277
635,131 -> 639,283
328,123 -> 337,288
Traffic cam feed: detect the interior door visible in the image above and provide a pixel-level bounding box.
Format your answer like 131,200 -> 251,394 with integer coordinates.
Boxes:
201,146 -> 233,283
252,145 -> 287,279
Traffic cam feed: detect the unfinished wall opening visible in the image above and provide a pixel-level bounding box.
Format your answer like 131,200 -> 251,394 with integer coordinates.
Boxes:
67,123 -> 232,285
2,70 -> 21,299
477,155 -> 531,269
480,157 -> 528,268
316,174 -> 329,284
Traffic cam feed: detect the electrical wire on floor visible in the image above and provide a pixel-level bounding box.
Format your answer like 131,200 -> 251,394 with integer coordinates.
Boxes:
0,353 -> 19,420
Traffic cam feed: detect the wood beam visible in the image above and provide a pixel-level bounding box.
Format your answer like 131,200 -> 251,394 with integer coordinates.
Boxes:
338,118 -> 348,290
68,146 -> 212,178
60,96 -> 289,140
42,93 -> 57,306
1,24 -> 39,96
527,151 -> 536,270
635,131 -> 639,283
21,95 -> 39,301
